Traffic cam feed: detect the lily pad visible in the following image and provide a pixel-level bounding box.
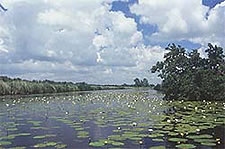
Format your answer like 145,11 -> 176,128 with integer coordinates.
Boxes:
187,134 -> 213,139
0,141 -> 12,146
9,147 -> 26,149
193,138 -> 216,143
55,144 -> 67,149
112,142 -> 124,146
33,134 -> 56,139
175,144 -> 196,149
149,146 -> 166,149
34,142 -> 57,148
89,142 -> 105,147
168,138 -> 187,142
77,131 -> 89,138
200,142 -> 217,146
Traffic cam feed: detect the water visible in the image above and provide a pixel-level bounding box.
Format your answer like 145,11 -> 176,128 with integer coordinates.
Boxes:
0,89 -> 224,149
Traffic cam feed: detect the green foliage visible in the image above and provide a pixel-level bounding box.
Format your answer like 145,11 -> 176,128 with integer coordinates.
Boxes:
134,78 -> 150,87
151,43 -> 225,100
0,77 -> 94,96
0,77 -> 127,96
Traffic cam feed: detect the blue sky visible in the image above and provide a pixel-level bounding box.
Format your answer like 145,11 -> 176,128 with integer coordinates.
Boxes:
111,0 -> 224,49
0,0 -> 225,84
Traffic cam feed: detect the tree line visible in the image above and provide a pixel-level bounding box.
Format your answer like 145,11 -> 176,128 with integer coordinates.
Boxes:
0,77 -> 98,96
151,43 -> 225,101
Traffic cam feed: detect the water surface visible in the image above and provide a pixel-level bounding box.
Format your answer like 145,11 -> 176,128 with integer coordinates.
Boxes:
0,89 -> 224,149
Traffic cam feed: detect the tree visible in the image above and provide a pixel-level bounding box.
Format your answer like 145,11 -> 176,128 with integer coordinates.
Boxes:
151,43 -> 225,101
142,78 -> 149,87
134,78 -> 142,87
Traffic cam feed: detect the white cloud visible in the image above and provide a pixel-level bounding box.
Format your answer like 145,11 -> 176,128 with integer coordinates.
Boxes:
130,0 -> 225,48
0,0 -> 165,84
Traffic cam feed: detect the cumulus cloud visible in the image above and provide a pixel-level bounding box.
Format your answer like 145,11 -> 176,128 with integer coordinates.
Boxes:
2,0 -> 223,84
0,0 -> 165,84
130,0 -> 225,48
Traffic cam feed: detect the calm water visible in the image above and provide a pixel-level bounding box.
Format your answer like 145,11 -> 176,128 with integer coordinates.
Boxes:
0,89 -> 224,149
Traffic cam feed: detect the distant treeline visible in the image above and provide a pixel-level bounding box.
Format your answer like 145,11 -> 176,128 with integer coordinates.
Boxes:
0,76 -> 125,96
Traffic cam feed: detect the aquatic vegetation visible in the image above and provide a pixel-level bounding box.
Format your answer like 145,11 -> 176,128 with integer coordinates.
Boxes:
111,141 -> 124,146
175,144 -> 196,149
27,121 -> 42,126
7,128 -> 18,131
148,133 -> 164,138
55,144 -> 67,149
193,138 -> 216,143
0,90 -> 224,149
9,147 -> 26,149
77,131 -> 89,138
186,134 -> 213,139
89,141 -> 105,147
108,135 -> 126,141
149,146 -> 166,149
33,142 -> 57,148
128,137 -> 142,141
33,134 -> 56,139
168,138 -> 187,142
30,127 -> 49,130
200,142 -> 217,146
152,138 -> 164,142
0,141 -> 12,145
0,133 -> 31,140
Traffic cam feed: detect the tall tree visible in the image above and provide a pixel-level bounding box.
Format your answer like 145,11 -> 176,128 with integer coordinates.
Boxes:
151,43 -> 225,101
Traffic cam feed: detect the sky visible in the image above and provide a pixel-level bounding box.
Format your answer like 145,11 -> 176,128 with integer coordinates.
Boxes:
0,0 -> 225,84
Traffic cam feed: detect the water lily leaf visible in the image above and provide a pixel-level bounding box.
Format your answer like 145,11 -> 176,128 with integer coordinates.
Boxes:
175,144 -> 196,149
168,138 -> 187,142
168,132 -> 179,136
0,141 -> 12,146
34,142 -> 57,148
112,142 -> 124,146
89,142 -> 105,147
193,139 -> 216,143
187,134 -> 213,139
77,131 -> 89,138
152,138 -> 164,142
148,133 -> 164,138
55,144 -> 67,149
128,137 -> 142,141
9,147 -> 26,149
200,142 -> 217,146
33,134 -> 56,139
149,146 -> 166,149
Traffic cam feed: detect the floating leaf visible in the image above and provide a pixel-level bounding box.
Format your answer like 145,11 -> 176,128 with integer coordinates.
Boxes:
89,142 -> 105,147
200,142 -> 216,146
152,138 -> 164,142
55,144 -> 67,149
33,134 -> 56,139
149,146 -> 166,149
187,134 -> 213,139
193,139 -> 216,143
168,138 -> 187,142
0,141 -> 12,146
175,144 -> 196,149
112,142 -> 124,146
